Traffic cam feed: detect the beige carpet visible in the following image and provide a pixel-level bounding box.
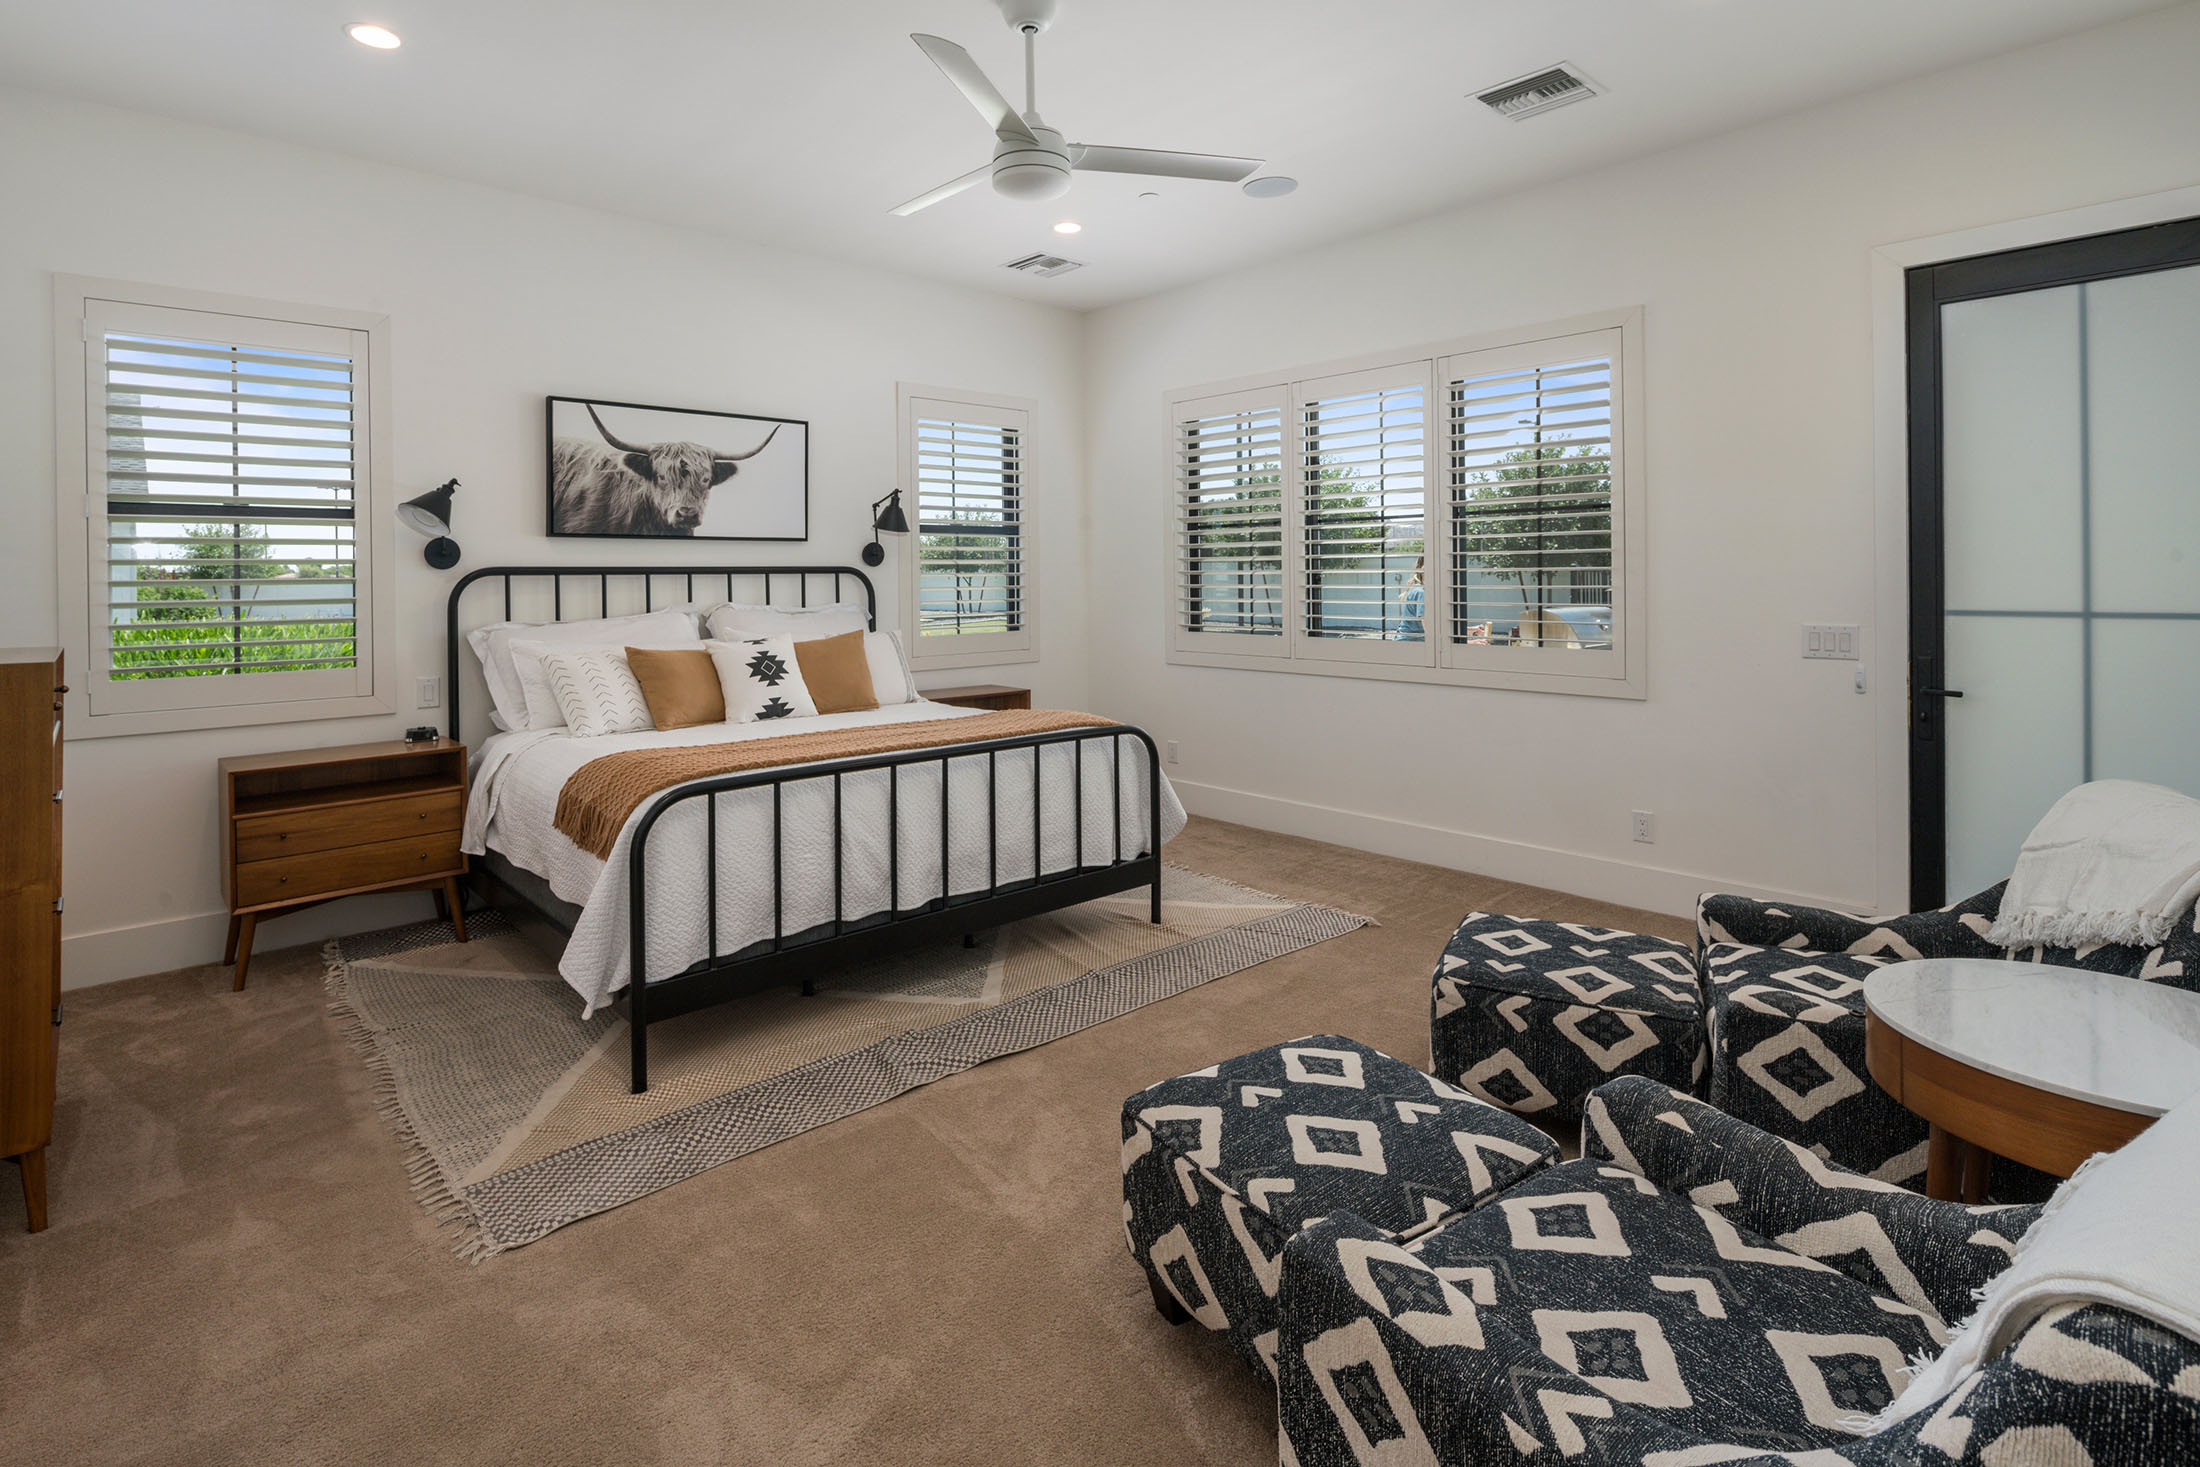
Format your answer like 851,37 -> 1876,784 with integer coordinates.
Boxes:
329,868 -> 1367,1258
0,817 -> 1689,1466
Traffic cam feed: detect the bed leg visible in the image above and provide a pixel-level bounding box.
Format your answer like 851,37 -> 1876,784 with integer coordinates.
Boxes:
629,1013 -> 648,1094
800,978 -> 816,997
1151,875 -> 1163,926
963,933 -> 977,949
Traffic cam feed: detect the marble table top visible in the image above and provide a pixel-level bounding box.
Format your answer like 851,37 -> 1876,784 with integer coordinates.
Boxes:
1865,958 -> 2200,1117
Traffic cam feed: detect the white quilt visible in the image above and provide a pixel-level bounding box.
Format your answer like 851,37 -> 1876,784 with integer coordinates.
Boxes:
463,701 -> 1189,1014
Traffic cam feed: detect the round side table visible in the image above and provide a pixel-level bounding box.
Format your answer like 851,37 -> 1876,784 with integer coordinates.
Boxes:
1862,958 -> 2200,1201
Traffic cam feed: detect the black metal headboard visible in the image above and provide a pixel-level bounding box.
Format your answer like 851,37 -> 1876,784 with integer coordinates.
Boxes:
444,564 -> 878,740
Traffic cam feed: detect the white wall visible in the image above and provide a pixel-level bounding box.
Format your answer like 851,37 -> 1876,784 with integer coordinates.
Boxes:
0,86 -> 1088,988
1080,4 -> 2200,919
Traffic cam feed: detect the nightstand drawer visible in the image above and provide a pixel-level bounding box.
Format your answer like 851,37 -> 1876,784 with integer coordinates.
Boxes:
236,788 -> 463,861
236,832 -> 463,908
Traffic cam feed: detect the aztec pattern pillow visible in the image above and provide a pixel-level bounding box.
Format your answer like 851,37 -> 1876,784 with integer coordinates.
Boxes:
707,636 -> 819,723
535,645 -> 654,738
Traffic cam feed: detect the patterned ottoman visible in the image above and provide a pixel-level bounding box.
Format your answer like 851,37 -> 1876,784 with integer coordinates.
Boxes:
1430,915 -> 1705,1120
1120,1034 -> 1559,1384
1701,942 -> 1928,1187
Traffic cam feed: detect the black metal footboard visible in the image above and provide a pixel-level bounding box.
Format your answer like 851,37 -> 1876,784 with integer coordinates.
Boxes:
619,725 -> 1164,1093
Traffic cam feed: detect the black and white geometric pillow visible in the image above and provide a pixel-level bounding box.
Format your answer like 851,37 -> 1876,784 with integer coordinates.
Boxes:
536,645 -> 655,738
707,636 -> 819,723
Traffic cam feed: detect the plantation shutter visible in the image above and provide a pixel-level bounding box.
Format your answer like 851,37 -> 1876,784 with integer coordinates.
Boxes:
911,403 -> 1025,644
1443,336 -> 1617,656
1297,369 -> 1430,655
89,299 -> 369,714
1173,388 -> 1287,651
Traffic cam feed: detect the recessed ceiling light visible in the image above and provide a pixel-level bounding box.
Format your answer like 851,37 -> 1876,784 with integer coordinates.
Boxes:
346,22 -> 402,49
1052,221 -> 1082,235
1242,176 -> 1297,199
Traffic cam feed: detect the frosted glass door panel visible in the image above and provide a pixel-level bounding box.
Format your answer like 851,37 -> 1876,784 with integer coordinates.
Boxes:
2086,263 -> 2200,613
1943,616 -> 2085,900
1941,288 -> 2083,613
2093,620 -> 2200,794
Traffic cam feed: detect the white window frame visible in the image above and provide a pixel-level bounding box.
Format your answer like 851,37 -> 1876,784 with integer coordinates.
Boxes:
896,383 -> 1038,671
1162,307 -> 1646,699
53,275 -> 396,738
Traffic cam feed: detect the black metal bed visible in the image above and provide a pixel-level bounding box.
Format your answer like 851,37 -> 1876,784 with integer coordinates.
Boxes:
446,564 -> 1164,1093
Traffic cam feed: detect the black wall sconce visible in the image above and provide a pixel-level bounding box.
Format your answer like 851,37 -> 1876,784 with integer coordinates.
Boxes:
863,489 -> 909,567
398,478 -> 462,569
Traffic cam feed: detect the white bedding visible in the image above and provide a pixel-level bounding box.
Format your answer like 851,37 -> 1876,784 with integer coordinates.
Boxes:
464,701 -> 1189,1015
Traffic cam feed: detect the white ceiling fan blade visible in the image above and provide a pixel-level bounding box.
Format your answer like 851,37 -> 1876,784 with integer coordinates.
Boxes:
911,34 -> 1037,145
1069,145 -> 1261,183
889,165 -> 993,218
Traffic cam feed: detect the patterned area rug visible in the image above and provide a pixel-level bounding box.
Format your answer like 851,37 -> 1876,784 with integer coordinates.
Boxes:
326,866 -> 1369,1260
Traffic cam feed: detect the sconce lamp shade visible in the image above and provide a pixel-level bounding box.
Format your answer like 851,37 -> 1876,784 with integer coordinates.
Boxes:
398,479 -> 462,570
863,489 -> 909,567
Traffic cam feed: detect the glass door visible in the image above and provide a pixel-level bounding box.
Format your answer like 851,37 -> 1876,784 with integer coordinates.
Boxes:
1908,218 -> 2200,906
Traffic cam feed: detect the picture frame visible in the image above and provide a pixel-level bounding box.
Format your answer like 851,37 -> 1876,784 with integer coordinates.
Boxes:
545,395 -> 808,541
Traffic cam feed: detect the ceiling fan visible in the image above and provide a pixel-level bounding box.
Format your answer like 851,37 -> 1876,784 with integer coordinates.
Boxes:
891,0 -> 1263,217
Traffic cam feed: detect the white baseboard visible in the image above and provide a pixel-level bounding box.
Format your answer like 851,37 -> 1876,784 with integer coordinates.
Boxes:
60,891 -> 435,991
1171,778 -> 1871,920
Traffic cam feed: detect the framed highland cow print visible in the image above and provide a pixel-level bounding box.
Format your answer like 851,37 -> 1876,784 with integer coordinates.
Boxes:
546,396 -> 808,541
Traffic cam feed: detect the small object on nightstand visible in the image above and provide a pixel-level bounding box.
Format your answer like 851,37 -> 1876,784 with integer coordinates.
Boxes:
922,683 -> 1031,712
218,739 -> 471,991
404,725 -> 441,743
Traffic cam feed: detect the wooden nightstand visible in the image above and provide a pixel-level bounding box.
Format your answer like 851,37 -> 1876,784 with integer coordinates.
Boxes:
922,684 -> 1031,711
219,739 -> 470,990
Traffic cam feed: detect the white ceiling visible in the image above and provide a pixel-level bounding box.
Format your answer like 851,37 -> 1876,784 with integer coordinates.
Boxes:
0,0 -> 2169,310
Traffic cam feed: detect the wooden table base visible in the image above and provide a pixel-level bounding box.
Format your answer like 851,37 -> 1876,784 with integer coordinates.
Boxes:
1868,1013 -> 2156,1200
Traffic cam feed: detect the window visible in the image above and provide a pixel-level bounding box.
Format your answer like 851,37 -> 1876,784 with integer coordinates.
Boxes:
56,278 -> 393,736
1166,309 -> 1644,698
898,385 -> 1036,669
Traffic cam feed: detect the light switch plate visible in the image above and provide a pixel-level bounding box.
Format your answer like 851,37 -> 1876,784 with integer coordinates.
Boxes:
1803,624 -> 1860,661
416,675 -> 442,709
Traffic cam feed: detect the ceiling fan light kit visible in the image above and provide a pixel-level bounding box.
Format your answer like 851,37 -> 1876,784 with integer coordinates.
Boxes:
893,0 -> 1268,217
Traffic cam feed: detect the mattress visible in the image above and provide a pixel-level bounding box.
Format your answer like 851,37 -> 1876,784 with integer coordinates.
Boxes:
463,701 -> 1188,1014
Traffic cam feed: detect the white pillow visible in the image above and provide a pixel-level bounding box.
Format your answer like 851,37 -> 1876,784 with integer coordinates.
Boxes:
707,637 -> 818,723
536,646 -> 655,738
865,630 -> 917,705
512,621 -> 703,731
467,608 -> 699,731
705,601 -> 869,644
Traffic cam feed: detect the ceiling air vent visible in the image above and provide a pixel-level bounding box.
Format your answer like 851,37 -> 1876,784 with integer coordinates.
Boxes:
1002,252 -> 1086,278
1474,63 -> 1601,121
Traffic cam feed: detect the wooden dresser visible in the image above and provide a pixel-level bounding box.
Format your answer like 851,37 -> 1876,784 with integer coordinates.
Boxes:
2,648 -> 64,1233
219,739 -> 470,989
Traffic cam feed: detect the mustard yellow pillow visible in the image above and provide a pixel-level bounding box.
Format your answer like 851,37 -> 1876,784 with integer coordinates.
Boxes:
793,629 -> 879,715
623,646 -> 725,729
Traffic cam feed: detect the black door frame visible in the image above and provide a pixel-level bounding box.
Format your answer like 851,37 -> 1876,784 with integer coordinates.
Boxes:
1906,215 -> 2200,910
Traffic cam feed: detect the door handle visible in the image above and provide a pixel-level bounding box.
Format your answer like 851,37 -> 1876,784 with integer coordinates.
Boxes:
1919,688 -> 1965,699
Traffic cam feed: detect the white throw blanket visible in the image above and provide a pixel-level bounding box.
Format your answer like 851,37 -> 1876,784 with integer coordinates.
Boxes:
1986,780 -> 2200,949
1872,1087 -> 2200,1427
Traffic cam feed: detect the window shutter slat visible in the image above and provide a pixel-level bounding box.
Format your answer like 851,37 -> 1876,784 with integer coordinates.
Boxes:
102,328 -> 359,685
915,414 -> 1023,640
1176,401 -> 1285,638
1300,381 -> 1427,645
1447,353 -> 1615,651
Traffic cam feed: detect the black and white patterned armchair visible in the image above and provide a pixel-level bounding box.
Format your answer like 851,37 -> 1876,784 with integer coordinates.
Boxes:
1121,1035 -> 1560,1384
1697,883 -> 2200,1187
1275,1076 -> 2200,1466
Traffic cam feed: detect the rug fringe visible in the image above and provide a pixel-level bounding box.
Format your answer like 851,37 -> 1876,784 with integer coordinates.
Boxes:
322,938 -> 507,1265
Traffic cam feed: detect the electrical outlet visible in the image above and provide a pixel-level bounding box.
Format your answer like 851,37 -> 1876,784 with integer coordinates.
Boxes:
416,676 -> 441,709
1631,810 -> 1655,844
1164,740 -> 1180,765
1802,624 -> 1861,661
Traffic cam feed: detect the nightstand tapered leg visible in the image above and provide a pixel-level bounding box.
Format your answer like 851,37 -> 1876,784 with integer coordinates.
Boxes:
232,912 -> 256,992
443,877 -> 469,943
222,913 -> 241,965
